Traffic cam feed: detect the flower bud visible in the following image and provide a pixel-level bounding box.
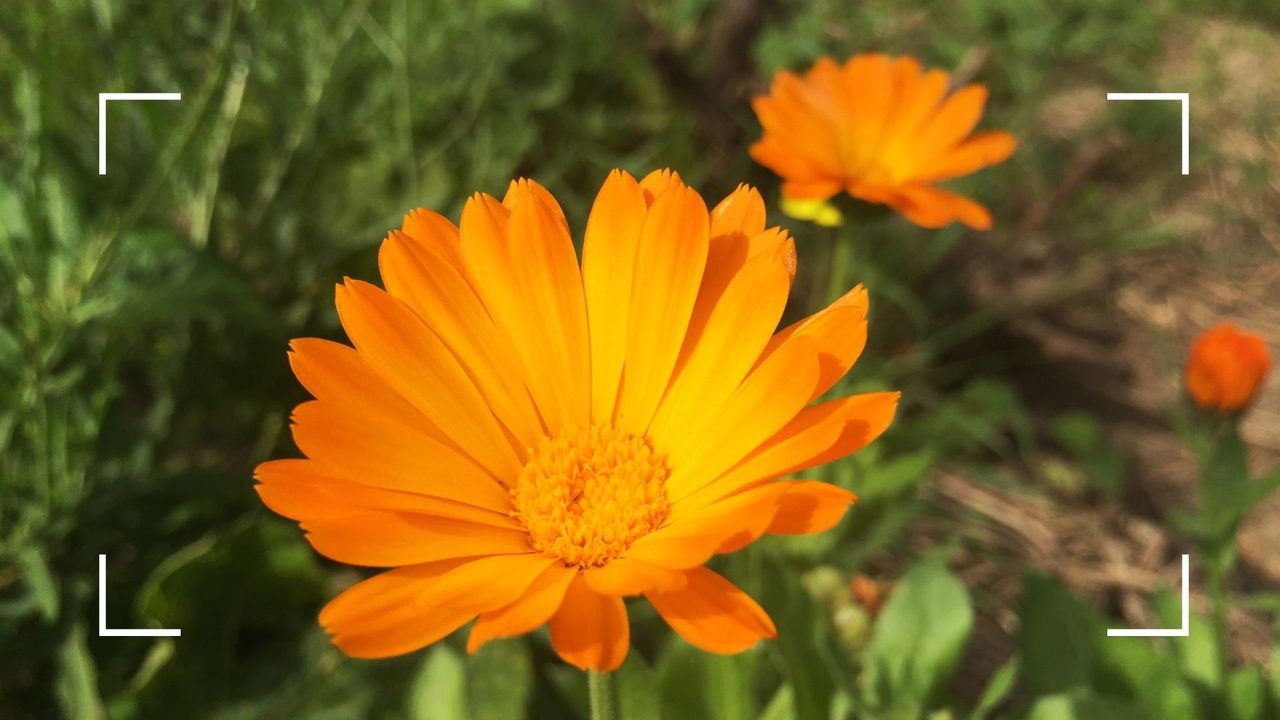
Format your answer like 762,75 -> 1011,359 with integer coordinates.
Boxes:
1185,322 -> 1271,413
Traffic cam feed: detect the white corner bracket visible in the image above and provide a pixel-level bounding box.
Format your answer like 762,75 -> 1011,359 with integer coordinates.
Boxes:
1105,92 -> 1190,175
1106,554 -> 1190,637
98,554 -> 181,637
97,92 -> 182,175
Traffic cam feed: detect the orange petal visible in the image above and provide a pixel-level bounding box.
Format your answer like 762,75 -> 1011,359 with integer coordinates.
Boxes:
780,178 -> 843,201
748,136 -> 838,190
548,576 -> 630,671
321,554 -> 552,658
766,481 -> 857,535
710,184 -> 767,239
673,391 -> 899,520
583,558 -> 688,595
837,54 -> 894,173
254,458 -> 520,528
616,184 -> 709,433
649,245 -> 792,459
379,232 -> 542,449
638,168 -> 684,205
300,509 -> 532,567
504,180 -> 592,425
581,170 -> 648,422
890,184 -> 994,230
880,67 -> 950,176
760,285 -> 869,402
288,337 -> 444,442
289,400 -> 512,510
624,483 -> 788,569
665,336 -> 819,501
335,279 -> 520,479
501,177 -> 569,234
468,562 -> 577,652
645,566 -> 775,654
912,131 -> 1017,183
400,208 -> 467,276
906,84 -> 991,171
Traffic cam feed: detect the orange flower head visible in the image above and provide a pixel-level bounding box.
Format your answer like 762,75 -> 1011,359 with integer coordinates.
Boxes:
254,169 -> 899,671
750,54 -> 1017,230
1185,322 -> 1271,413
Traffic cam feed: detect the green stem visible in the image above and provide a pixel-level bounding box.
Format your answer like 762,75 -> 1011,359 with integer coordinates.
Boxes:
588,670 -> 616,720
1207,560 -> 1231,688
826,222 -> 856,301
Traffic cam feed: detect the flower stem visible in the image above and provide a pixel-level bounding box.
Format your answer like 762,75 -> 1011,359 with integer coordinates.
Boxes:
826,222 -> 855,302
588,670 -> 616,720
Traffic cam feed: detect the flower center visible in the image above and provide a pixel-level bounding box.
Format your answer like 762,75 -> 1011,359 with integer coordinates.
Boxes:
510,424 -> 670,568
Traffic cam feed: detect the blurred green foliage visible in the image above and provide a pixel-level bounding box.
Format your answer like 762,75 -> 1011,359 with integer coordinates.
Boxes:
2,0 -> 1278,718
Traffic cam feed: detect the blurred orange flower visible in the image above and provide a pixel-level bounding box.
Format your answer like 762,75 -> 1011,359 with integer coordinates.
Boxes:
255,169 -> 898,671
750,54 -> 1017,230
849,574 -> 888,617
1185,322 -> 1271,413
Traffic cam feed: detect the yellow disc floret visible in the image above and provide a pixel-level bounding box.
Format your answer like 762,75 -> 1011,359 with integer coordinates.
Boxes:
511,424 -> 670,568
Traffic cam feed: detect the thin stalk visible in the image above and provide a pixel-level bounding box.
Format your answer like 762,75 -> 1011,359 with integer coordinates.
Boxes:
826,222 -> 855,302
588,670 -> 617,720
1207,559 -> 1231,691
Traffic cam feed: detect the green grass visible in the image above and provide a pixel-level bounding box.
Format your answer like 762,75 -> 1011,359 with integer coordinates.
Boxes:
2,0 -> 1278,718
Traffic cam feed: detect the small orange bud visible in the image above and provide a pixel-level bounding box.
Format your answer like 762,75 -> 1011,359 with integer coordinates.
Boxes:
1185,322 -> 1271,413
850,574 -> 888,617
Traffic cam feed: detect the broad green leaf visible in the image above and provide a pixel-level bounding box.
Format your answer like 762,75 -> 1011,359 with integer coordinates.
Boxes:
1017,574 -> 1097,695
1130,656 -> 1201,720
970,657 -> 1018,720
56,623 -> 105,720
409,645 -> 468,720
1023,691 -> 1139,720
1225,666 -> 1267,720
1154,589 -> 1219,689
466,639 -> 532,720
864,554 -> 973,714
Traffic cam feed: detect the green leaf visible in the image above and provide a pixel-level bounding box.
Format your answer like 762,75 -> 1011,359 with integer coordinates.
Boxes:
56,623 -> 105,720
704,650 -> 757,720
855,450 -> 934,501
1225,666 -> 1267,720
864,554 -> 973,714
17,546 -> 59,622
615,651 -> 661,720
1154,589 -> 1219,689
1023,691 -> 1140,720
1017,574 -> 1096,695
1200,428 -> 1250,540
409,645 -> 468,720
970,657 -> 1019,720
760,555 -> 837,720
466,639 -> 532,720
757,684 -> 795,720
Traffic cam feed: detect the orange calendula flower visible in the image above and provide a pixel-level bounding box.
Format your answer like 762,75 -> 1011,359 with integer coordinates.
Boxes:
1185,322 -> 1271,413
750,54 -> 1017,230
255,169 -> 898,671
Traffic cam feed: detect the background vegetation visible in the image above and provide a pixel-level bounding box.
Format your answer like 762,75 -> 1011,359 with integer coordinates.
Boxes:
2,0 -> 1278,718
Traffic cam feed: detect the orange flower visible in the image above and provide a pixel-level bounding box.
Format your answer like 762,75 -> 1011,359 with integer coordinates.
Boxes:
254,169 -> 898,671
750,54 -> 1017,230
1185,322 -> 1271,413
